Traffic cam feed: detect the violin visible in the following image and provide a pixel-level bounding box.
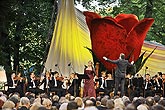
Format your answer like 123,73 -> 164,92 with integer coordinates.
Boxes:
56,76 -> 64,81
15,76 -> 26,81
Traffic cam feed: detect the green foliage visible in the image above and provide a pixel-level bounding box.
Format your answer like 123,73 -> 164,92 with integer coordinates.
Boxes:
79,0 -> 165,44
0,0 -> 54,73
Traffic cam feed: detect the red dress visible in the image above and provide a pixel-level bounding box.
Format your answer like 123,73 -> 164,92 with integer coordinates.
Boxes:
83,69 -> 96,98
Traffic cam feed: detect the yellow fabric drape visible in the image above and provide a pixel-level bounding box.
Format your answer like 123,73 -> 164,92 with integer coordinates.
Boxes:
45,0 -> 92,76
45,0 -> 165,77
139,41 -> 165,76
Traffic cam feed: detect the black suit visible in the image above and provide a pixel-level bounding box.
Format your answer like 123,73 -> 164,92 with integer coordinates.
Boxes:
26,78 -> 43,95
39,77 -> 51,93
144,80 -> 154,97
104,79 -> 114,95
96,77 -> 106,95
68,78 -> 81,97
106,58 -> 132,97
7,78 -> 18,94
50,77 -> 64,97
152,78 -> 163,95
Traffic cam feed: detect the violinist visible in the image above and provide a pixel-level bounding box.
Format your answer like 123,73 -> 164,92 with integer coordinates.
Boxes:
26,72 -> 43,96
162,73 -> 165,97
15,72 -> 25,97
152,74 -> 163,96
50,71 -> 64,97
67,73 -> 80,97
144,74 -> 154,97
7,72 -> 18,95
95,71 -> 107,96
39,71 -> 51,94
104,72 -> 114,96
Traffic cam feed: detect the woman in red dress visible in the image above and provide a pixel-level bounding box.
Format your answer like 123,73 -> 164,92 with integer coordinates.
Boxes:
83,60 -> 96,98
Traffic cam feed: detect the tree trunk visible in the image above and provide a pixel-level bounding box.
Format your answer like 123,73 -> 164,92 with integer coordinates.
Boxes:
145,0 -> 154,18
41,0 -> 58,72
13,22 -> 21,73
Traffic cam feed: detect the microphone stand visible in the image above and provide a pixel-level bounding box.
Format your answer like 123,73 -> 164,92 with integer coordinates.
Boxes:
68,63 -> 77,97
55,64 -> 63,76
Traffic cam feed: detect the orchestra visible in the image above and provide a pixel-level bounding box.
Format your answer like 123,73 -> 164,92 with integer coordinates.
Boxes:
5,68 -> 165,98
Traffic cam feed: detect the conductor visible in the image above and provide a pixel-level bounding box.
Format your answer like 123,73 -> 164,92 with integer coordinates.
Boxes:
103,53 -> 134,97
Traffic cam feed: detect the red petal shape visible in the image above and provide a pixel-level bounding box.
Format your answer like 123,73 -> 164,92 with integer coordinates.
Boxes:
83,11 -> 101,31
90,18 -> 127,70
83,11 -> 154,71
115,14 -> 139,34
126,18 -> 154,61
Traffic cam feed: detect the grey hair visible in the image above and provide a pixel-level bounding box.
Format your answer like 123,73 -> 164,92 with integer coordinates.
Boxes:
20,97 -> 30,106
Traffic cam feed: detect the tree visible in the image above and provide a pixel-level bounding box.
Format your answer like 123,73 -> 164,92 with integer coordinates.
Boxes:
0,0 -> 55,74
78,0 -> 165,44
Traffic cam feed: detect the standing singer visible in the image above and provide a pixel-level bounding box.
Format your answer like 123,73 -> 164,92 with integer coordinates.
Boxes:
83,60 -> 96,98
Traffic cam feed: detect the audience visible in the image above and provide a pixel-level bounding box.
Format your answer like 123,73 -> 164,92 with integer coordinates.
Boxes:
18,97 -> 30,110
0,90 -> 165,110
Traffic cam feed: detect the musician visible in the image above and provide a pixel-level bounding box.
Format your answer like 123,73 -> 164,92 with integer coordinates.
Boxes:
152,74 -> 163,96
50,71 -> 64,97
26,72 -> 43,96
103,53 -> 134,97
95,71 -> 107,96
68,73 -> 80,97
7,72 -> 18,95
144,74 -> 154,97
39,71 -> 51,94
131,74 -> 144,97
104,72 -> 114,96
162,73 -> 165,97
125,73 -> 133,97
15,72 -> 25,97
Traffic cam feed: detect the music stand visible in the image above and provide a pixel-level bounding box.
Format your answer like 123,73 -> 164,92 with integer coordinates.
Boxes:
72,73 -> 89,97
105,80 -> 114,88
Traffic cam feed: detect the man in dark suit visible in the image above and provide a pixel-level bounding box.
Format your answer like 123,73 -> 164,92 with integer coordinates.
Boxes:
144,74 -> 154,97
95,71 -> 106,96
103,53 -> 134,97
7,72 -> 18,95
50,71 -> 64,97
26,72 -> 43,96
39,71 -> 52,94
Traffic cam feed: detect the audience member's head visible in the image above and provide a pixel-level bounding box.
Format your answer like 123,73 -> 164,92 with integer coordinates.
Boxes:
8,95 -> 20,108
84,99 -> 94,107
90,97 -> 96,106
145,97 -> 155,107
52,95 -> 59,102
101,97 -> 108,106
96,101 -> 101,106
106,99 -> 114,109
20,97 -> 30,108
114,98 -> 125,109
2,100 -> 15,109
59,97 -> 69,104
30,102 -> 42,110
154,95 -> 161,103
59,102 -> 68,110
67,101 -> 78,110
0,94 -> 7,109
151,104 -> 164,110
42,98 -> 52,110
75,97 -> 83,108
137,104 -> 149,110
158,98 -> 165,106
132,98 -> 144,108
125,104 -> 136,110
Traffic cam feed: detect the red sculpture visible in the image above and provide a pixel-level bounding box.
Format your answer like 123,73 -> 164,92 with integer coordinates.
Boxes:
83,11 -> 154,71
